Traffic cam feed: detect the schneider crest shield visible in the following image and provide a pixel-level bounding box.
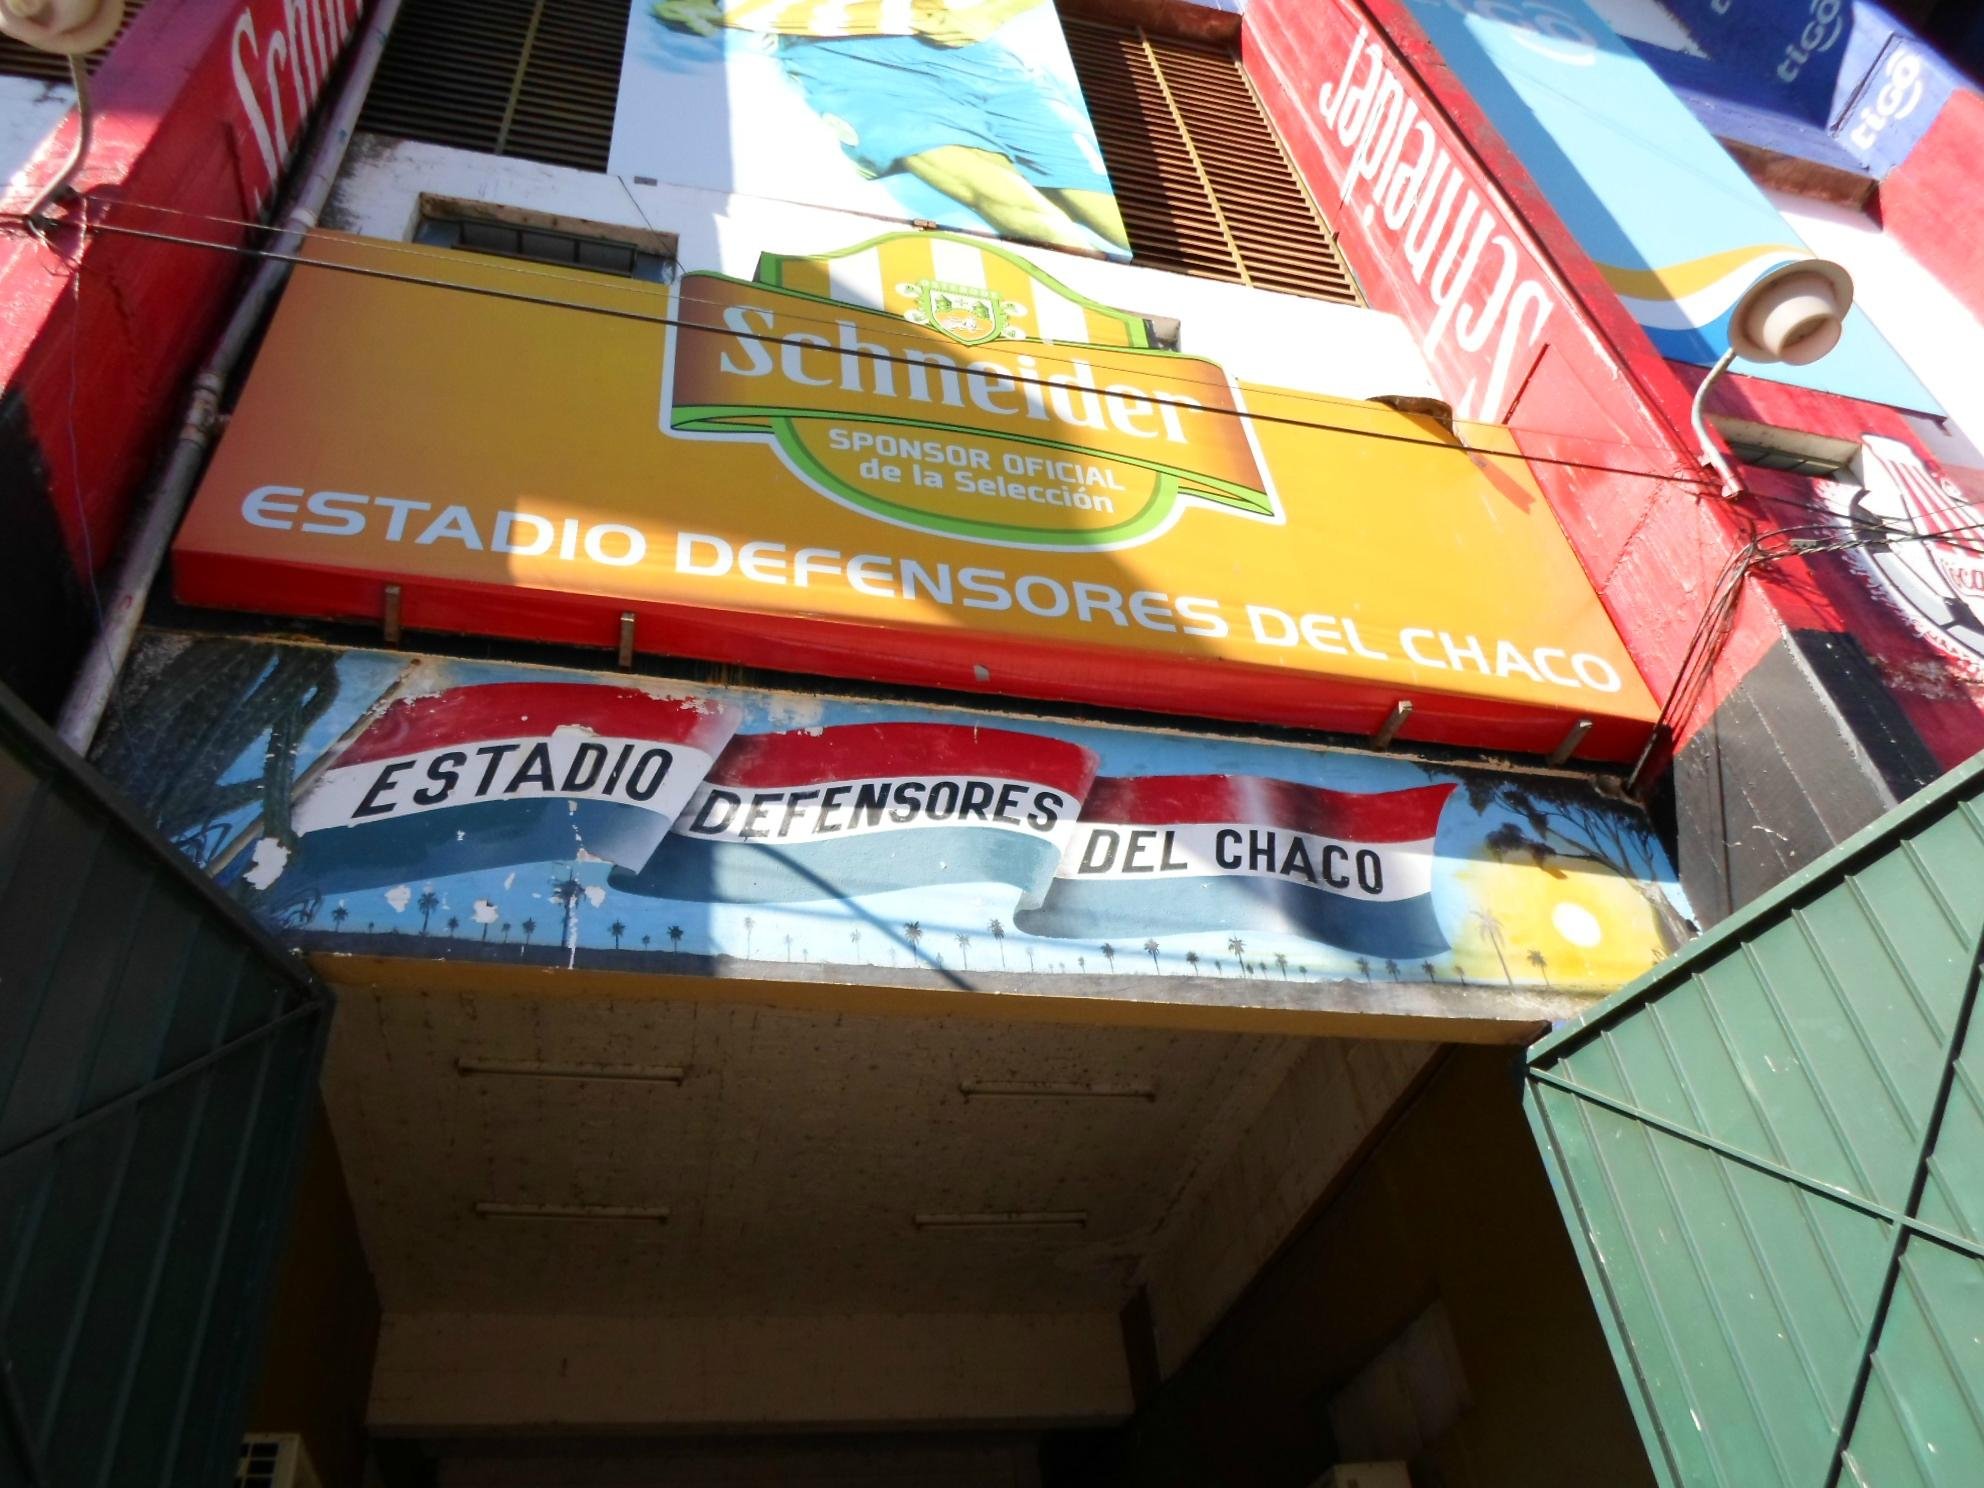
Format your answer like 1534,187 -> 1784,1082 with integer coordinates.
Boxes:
902,279 -> 1020,347
660,231 -> 1281,552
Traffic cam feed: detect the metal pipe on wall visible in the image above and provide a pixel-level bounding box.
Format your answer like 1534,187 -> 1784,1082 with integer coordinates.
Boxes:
55,0 -> 407,753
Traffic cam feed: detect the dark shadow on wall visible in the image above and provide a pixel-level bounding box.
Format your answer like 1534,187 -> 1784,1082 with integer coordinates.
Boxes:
245,1101 -> 383,1488
1088,1047 -> 1657,1488
0,387 -> 92,720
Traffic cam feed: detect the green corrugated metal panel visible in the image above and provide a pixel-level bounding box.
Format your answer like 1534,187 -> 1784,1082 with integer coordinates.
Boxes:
1528,752 -> 1984,1488
0,686 -> 332,1488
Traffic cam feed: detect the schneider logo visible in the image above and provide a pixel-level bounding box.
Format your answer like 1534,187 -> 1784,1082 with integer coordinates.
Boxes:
660,232 -> 1280,551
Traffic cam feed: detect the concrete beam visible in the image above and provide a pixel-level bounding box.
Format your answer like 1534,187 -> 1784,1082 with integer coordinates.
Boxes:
320,954 -> 1573,1046
369,1311 -> 1132,1432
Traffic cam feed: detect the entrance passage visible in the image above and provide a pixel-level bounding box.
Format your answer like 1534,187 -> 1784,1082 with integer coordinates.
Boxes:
326,979 -> 1438,1440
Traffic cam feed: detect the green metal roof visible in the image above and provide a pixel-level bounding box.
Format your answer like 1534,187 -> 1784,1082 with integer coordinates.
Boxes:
1528,750 -> 1984,1488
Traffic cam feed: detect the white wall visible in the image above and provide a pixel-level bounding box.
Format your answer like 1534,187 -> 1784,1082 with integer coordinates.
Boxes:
0,76 -> 71,202
1768,187 -> 1984,447
328,135 -> 1441,404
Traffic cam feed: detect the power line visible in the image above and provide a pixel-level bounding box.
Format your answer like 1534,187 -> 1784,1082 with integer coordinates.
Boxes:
1628,512 -> 1984,793
0,201 -> 1711,490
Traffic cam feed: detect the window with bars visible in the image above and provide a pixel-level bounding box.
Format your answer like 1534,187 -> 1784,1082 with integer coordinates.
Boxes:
358,0 -> 625,171
1062,21 -> 1360,304
354,2 -> 1360,305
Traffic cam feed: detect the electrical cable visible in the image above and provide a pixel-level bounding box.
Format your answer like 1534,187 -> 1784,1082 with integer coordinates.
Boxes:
35,190 -> 1967,789
0,198 -> 1711,488
1625,513 -> 1984,794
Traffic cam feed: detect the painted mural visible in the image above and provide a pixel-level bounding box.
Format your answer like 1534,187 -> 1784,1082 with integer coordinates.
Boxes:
1825,434 -> 1984,669
100,635 -> 1693,1000
608,0 -> 1127,258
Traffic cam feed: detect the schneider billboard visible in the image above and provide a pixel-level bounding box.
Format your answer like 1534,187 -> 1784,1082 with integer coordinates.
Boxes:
173,230 -> 1657,760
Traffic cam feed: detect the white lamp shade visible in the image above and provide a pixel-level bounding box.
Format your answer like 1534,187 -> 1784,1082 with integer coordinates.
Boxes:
1727,258 -> 1855,366
0,0 -> 123,54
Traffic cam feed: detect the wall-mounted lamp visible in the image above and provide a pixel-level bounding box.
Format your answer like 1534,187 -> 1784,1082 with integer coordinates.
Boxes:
1,0 -> 124,225
1693,258 -> 1854,500
0,0 -> 122,52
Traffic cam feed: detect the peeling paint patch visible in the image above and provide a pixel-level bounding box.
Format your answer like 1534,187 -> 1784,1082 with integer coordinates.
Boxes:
243,836 -> 290,889
761,693 -> 826,730
385,884 -> 413,913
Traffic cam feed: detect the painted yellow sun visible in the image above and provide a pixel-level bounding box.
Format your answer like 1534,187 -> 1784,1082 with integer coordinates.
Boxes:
1447,854 -> 1675,992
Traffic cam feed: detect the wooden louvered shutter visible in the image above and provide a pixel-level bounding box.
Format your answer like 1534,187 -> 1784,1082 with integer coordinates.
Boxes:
0,0 -> 148,81
1063,20 -> 1361,304
359,0 -> 623,171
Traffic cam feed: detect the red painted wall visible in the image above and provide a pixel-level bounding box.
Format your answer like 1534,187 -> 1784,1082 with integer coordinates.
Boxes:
1240,0 -> 1768,756
0,0 -> 364,707
1878,88 -> 1984,327
1239,0 -> 1984,779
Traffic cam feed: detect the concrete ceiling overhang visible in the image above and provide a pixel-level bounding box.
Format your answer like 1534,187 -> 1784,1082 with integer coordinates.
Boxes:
323,976 -> 1439,1431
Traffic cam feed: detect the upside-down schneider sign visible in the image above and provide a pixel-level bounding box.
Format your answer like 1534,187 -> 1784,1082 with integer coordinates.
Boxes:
172,231 -> 1658,759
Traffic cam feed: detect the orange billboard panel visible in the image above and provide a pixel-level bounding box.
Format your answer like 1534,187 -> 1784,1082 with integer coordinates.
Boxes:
173,232 -> 1658,760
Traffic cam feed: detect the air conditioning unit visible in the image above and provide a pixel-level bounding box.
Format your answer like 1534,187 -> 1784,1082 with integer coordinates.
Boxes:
237,1434 -> 323,1488
1312,1465 -> 1412,1488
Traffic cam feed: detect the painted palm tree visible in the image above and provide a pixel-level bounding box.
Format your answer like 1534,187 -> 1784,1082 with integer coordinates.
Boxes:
1384,958 -> 1399,980
1077,955 -> 1086,974
445,916 -> 459,939
1226,936 -> 1246,974
955,931 -> 971,967
500,921 -> 512,943
743,915 -> 756,959
903,921 -> 923,961
330,903 -> 349,932
1212,957 -> 1224,976
641,934 -> 651,950
610,919 -> 627,949
1354,957 -> 1371,980
667,924 -> 684,954
1422,959 -> 1438,981
480,916 -> 493,942
1527,947 -> 1550,986
520,917 -> 536,946
1445,770 -> 1692,950
988,918 -> 1006,967
1144,939 -> 1161,972
850,928 -> 864,962
1100,942 -> 1117,972
416,888 -> 439,935
1024,945 -> 1035,972
551,872 -> 585,952
1472,907 -> 1514,985
1184,950 -> 1200,976
784,933 -> 794,962
1274,952 -> 1288,979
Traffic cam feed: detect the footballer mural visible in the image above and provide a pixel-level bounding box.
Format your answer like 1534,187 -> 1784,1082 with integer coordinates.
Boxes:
610,0 -> 1128,258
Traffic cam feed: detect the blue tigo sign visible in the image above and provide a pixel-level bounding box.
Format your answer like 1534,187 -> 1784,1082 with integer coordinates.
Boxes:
1650,0 -> 1962,176
1400,0 -> 1938,410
